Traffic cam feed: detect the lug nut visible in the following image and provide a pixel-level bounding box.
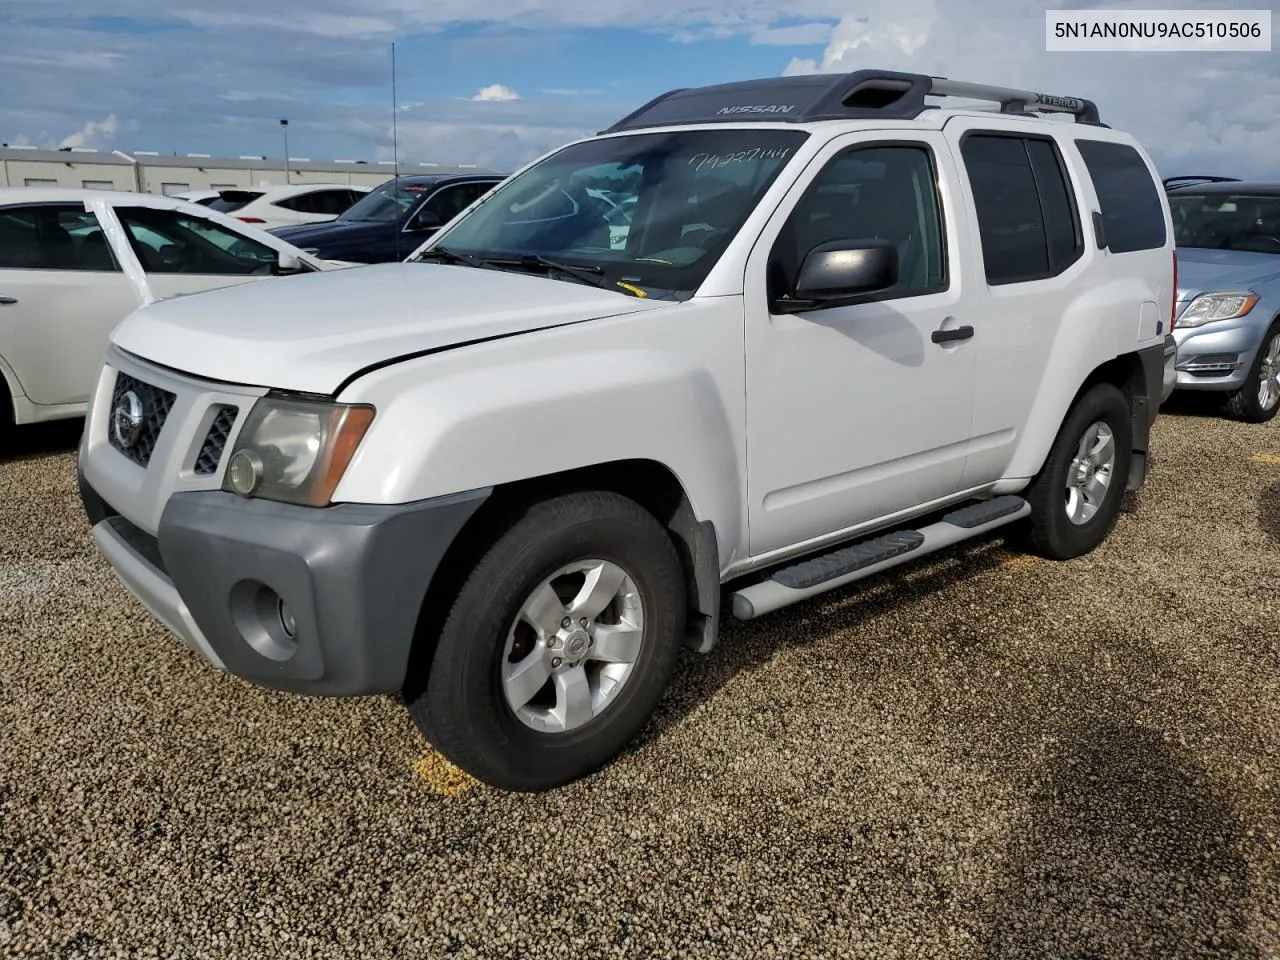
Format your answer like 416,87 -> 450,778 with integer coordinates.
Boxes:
548,637 -> 560,650
579,618 -> 588,628
561,617 -> 571,629
552,658 -> 563,668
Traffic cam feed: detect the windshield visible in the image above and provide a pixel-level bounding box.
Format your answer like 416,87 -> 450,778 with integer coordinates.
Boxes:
1171,193 -> 1280,255
420,128 -> 809,299
340,180 -> 433,223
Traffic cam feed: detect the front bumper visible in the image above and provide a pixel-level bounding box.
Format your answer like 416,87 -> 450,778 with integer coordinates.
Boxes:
80,462 -> 488,697
1171,312 -> 1268,392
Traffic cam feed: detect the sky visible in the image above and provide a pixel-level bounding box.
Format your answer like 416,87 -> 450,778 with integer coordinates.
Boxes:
1,0 -> 1277,178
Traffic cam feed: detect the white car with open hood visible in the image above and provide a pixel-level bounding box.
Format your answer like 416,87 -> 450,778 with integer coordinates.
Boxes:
0,188 -> 337,433
77,70 -> 1174,793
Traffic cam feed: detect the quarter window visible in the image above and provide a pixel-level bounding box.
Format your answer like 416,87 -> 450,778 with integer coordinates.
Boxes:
961,133 -> 1082,284
1075,139 -> 1167,253
772,144 -> 947,302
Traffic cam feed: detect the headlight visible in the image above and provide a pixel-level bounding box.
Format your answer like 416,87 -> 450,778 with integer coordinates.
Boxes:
222,395 -> 375,506
1177,291 -> 1259,328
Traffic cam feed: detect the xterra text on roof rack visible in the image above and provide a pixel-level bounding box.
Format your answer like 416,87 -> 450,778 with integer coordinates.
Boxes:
78,70 -> 1176,792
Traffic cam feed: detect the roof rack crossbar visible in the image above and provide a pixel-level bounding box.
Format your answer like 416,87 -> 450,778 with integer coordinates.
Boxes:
926,78 -> 1101,124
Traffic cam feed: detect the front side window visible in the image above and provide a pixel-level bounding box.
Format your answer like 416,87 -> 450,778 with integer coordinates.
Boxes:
1170,193 -> 1280,255
771,144 -> 947,302
0,204 -> 119,272
425,129 -> 809,299
115,207 -> 284,275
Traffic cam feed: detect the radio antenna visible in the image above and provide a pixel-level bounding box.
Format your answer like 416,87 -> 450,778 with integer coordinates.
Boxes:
392,41 -> 403,262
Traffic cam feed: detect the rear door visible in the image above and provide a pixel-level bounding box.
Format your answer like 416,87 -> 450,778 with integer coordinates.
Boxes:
0,202 -> 141,407
940,118 -> 1096,488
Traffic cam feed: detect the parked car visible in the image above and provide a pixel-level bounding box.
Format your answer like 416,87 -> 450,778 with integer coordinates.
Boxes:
77,70 -> 1172,792
206,183 -> 371,230
0,188 -> 335,433
1165,179 -> 1280,421
268,174 -> 504,263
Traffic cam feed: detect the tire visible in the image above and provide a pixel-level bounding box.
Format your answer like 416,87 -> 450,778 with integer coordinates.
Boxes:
1019,382 -> 1133,561
405,490 -> 687,792
1222,322 -> 1280,424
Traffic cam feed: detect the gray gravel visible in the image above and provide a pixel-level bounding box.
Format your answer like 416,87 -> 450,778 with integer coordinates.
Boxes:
2,401 -> 1279,959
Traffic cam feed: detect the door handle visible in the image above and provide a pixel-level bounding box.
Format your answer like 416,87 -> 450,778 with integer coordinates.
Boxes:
0,296 -> 17,305
931,324 -> 973,344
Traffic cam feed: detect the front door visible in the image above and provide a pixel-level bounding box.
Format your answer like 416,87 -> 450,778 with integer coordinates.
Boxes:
744,132 -> 980,557
105,204 -> 305,302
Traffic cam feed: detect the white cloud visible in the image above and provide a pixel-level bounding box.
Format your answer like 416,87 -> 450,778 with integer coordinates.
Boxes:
58,113 -> 119,150
539,87 -> 604,96
472,83 -> 520,102
751,22 -> 834,46
780,1 -> 1280,178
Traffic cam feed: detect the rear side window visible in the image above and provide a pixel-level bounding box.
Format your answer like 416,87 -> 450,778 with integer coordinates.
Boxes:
0,205 -> 119,271
210,191 -> 262,213
960,133 -> 1082,285
1075,139 -> 1167,253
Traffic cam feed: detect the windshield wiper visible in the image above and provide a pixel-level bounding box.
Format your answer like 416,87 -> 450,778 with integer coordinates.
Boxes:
502,254 -> 609,289
416,248 -> 616,291
415,246 -> 493,269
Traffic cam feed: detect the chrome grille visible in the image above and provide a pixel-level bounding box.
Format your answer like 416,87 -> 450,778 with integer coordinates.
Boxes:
108,372 -> 176,467
194,405 -> 239,476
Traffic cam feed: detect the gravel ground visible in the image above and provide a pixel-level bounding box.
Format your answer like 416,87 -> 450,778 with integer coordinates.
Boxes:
2,402 -> 1278,959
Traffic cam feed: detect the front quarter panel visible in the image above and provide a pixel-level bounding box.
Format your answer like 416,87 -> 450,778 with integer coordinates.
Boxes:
330,299 -> 748,569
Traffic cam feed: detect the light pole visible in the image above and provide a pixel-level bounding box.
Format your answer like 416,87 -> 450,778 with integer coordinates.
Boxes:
279,118 -> 290,185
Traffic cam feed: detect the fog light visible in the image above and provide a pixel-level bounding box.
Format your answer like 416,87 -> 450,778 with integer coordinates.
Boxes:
226,450 -> 263,495
278,598 -> 296,638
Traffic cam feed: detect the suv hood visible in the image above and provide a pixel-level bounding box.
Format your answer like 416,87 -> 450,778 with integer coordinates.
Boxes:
1175,248 -> 1280,301
111,262 -> 666,395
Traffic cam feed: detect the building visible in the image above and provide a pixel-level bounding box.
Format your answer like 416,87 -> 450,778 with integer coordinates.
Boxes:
0,146 -> 500,194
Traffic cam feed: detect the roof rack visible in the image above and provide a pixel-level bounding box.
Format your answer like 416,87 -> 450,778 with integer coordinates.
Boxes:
601,69 -> 1104,134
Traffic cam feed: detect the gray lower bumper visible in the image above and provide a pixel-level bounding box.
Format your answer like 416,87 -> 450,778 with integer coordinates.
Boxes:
80,465 -> 489,697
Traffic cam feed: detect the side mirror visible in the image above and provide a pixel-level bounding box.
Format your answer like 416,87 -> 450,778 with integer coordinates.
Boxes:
410,209 -> 443,231
777,239 -> 899,313
274,250 -> 302,274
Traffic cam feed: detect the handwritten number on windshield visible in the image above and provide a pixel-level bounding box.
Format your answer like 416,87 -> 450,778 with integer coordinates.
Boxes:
687,147 -> 791,172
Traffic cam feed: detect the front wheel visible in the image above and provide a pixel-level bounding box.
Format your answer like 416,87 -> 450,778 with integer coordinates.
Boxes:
405,491 -> 687,792
1222,322 -> 1280,423
1019,382 -> 1134,561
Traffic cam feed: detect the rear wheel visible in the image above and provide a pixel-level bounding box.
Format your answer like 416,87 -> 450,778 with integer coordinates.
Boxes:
1019,382 -> 1133,561
404,490 -> 686,792
1222,323 -> 1280,423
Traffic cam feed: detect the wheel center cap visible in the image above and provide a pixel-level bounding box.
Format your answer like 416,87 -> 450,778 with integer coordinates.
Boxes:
562,629 -> 590,661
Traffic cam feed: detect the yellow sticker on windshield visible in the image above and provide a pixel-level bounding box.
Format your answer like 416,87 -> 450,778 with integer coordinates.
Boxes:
617,282 -> 648,297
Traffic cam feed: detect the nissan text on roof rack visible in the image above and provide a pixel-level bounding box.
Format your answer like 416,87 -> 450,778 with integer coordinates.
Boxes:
77,70 -> 1175,792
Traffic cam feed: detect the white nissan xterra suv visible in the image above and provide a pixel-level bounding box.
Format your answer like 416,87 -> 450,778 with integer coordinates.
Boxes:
77,70 -> 1175,792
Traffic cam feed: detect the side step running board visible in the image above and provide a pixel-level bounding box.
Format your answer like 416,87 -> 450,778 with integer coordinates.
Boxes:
730,495 -> 1030,620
